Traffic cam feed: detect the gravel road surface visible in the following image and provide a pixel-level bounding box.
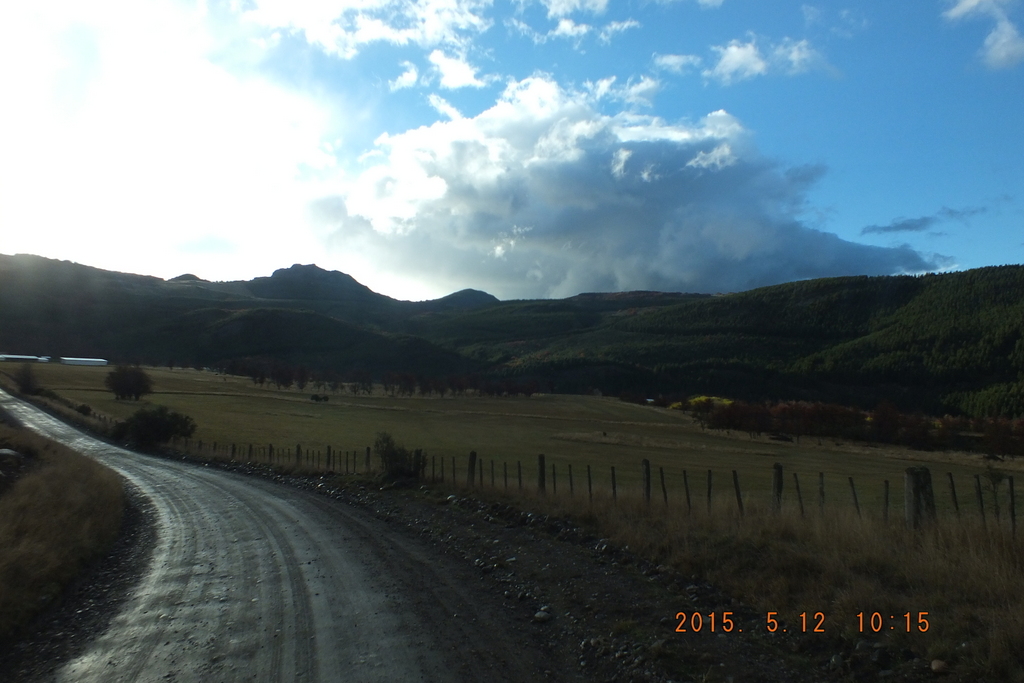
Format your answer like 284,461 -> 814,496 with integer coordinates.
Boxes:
0,391 -> 544,683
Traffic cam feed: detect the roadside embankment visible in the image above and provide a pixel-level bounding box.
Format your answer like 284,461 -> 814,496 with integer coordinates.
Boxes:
0,417 -> 124,641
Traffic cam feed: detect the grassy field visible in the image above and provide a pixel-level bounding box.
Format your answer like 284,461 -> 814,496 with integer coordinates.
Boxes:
15,362 -> 1024,678
0,421 -> 124,641
24,363 -> 1017,521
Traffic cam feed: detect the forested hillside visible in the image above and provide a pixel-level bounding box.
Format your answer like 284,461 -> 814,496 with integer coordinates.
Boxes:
399,268 -> 1024,416
2,254 -> 1022,417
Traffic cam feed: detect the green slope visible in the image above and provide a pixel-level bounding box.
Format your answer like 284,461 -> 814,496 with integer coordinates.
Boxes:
2,254 -> 1023,417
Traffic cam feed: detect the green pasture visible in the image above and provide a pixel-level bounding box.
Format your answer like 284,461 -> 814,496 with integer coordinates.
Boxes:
27,363 -> 1016,521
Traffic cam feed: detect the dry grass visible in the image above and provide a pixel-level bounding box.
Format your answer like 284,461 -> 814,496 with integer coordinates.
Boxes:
0,424 -> 124,640
440,478 -> 1024,681
21,363 -> 1024,678
23,364 -> 1010,501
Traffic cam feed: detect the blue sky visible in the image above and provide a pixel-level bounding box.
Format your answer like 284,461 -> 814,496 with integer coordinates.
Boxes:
1,0 -> 1021,300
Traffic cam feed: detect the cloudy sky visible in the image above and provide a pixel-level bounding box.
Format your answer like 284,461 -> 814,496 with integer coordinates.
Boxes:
1,0 -> 1021,300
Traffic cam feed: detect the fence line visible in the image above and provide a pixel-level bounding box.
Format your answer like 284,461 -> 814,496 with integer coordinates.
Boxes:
168,437 -> 1016,533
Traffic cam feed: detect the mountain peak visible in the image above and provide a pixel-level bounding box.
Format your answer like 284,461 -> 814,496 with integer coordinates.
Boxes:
435,288 -> 500,309
246,263 -> 379,302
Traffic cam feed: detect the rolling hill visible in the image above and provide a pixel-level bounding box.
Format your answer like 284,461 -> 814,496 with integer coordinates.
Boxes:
1,253 -> 1022,417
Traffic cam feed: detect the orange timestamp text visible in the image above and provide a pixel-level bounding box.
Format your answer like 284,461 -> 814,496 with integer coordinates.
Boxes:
674,611 -> 930,634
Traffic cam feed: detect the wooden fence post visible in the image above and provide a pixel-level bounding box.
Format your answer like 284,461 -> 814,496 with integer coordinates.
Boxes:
552,463 -> 557,496
504,462 -> 508,489
975,474 -> 986,528
479,460 -> 484,487
948,473 -> 960,519
491,460 -> 495,487
611,466 -> 617,502
642,459 -> 652,504
683,470 -> 692,515
904,467 -> 936,530
538,454 -> 546,494
587,465 -> 593,503
732,470 -> 744,517
994,479 -> 1002,523
883,480 -> 889,522
849,477 -> 861,518
518,461 -> 523,489
468,451 -> 477,486
440,456 -> 445,482
772,463 -> 783,513
1010,476 -> 1016,538
432,455 -> 436,483
706,470 -> 713,513
365,446 -> 371,473
660,467 -> 668,506
568,464 -> 574,497
452,456 -> 456,485
296,443 -> 302,467
793,472 -> 804,517
818,472 -> 825,514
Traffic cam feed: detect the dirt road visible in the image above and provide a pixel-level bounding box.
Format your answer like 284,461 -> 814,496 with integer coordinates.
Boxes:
0,392 -> 547,682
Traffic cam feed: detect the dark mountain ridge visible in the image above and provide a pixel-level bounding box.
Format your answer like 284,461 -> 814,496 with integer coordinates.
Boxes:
2,253 -> 1023,417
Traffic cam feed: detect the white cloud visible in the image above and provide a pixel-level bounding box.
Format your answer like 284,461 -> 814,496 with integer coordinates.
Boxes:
703,36 -> 826,84
703,39 -> 768,84
582,75 -> 659,105
773,38 -> 820,74
389,61 -> 419,90
507,16 -> 598,45
506,17 -> 540,40
321,75 -> 937,298
945,0 -> 997,21
653,52 -> 702,73
598,19 -> 640,43
428,49 -> 486,88
686,143 -> 737,170
982,15 -> 1024,67
802,4 -> 822,26
611,148 -> 632,178
428,93 -> 464,119
538,0 -> 608,19
584,75 -> 617,99
551,18 -> 592,39
242,0 -> 494,59
617,75 -> 660,105
944,0 -> 1024,68
697,0 -> 724,7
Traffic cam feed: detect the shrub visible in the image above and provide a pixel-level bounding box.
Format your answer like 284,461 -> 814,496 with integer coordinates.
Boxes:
75,404 -> 92,416
104,365 -> 153,401
111,405 -> 196,449
373,431 -> 426,481
13,364 -> 39,395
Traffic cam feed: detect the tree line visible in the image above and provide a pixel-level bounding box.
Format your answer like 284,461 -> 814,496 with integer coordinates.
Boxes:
211,358 -> 543,398
648,395 -> 1024,457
